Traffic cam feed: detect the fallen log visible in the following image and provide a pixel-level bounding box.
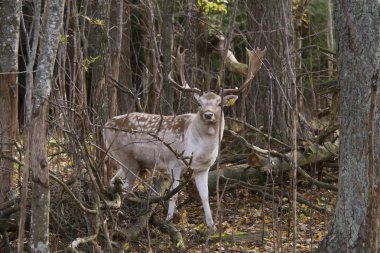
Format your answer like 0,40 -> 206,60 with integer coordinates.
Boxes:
208,164 -> 265,194
246,141 -> 338,172
207,140 -> 338,193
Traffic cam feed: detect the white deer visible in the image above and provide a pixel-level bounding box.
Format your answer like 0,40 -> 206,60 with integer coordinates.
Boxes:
103,47 -> 265,230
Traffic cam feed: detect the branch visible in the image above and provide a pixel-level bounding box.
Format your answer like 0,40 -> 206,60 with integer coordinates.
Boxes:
150,215 -> 185,249
225,117 -> 290,149
224,130 -> 338,190
67,233 -> 99,253
49,173 -> 97,214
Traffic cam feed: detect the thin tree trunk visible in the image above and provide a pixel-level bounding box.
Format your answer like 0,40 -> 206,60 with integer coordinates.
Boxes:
91,0 -> 110,183
281,0 -> 298,251
101,0 -> 123,185
18,1 -> 42,251
0,0 -> 20,204
178,0 -> 198,114
159,0 -> 174,114
29,0 -> 65,251
143,0 -> 160,114
326,0 -> 334,79
109,0 -> 123,118
117,1 -> 133,114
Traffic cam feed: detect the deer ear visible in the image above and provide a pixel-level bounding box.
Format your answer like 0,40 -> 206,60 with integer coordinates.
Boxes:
222,95 -> 238,107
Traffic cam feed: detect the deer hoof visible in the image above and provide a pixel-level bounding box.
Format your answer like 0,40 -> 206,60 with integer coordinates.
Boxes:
208,224 -> 217,234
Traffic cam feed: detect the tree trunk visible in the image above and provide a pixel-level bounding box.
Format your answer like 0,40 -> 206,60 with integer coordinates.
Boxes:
178,0 -> 198,114
109,0 -> 123,118
317,1 -> 380,252
117,1 -> 134,115
143,0 -> 160,114
29,0 -> 65,251
246,0 -> 294,143
0,0 -> 20,204
159,0 -> 174,114
90,0 -> 111,183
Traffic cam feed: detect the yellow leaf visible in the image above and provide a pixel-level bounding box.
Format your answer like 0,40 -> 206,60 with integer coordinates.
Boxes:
122,243 -> 129,250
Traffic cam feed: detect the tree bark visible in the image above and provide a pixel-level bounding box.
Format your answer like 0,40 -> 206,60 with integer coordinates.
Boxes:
117,1 -> 134,115
109,0 -> 123,118
246,0 -> 294,143
0,0 -> 21,204
29,0 -> 65,251
159,0 -> 174,114
317,1 -> 380,252
143,0 -> 160,114
90,0 -> 111,184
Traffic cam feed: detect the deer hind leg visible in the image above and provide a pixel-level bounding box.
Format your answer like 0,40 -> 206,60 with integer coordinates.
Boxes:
194,169 -> 215,231
111,158 -> 140,192
166,168 -> 181,222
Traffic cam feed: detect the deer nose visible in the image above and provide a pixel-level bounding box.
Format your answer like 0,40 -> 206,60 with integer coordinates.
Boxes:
204,112 -> 213,120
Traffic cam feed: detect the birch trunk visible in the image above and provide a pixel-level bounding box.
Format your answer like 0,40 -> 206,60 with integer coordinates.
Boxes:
29,0 -> 65,251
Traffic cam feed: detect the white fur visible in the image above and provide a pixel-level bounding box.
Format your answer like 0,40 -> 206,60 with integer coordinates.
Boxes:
104,93 -> 238,230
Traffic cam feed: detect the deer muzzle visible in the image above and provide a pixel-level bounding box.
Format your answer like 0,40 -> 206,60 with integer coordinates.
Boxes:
203,111 -> 214,121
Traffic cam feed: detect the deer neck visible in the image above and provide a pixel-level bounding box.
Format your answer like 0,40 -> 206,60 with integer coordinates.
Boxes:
192,112 -> 224,138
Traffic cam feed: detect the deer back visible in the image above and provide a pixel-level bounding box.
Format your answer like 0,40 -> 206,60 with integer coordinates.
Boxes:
103,93 -> 226,173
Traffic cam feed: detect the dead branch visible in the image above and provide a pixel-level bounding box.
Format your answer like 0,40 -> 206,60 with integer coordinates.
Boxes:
246,141 -> 338,173
117,177 -> 172,242
219,130 -> 338,191
65,207 -> 100,252
50,173 -> 97,214
208,164 -> 265,194
233,178 -> 328,213
66,233 -> 99,253
150,214 -> 185,249
225,117 -> 290,149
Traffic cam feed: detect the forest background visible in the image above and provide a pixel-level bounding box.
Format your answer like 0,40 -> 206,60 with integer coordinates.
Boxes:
0,0 -> 379,252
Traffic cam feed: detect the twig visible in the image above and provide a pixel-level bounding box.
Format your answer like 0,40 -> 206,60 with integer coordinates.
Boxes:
150,214 -> 185,249
297,166 -> 337,191
228,128 -> 337,190
225,117 -> 290,149
222,175 -> 327,213
225,129 -> 287,158
49,173 -> 97,214
67,233 -> 99,253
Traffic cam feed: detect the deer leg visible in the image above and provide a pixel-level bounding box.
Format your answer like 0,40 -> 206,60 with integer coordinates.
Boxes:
110,168 -> 126,185
111,159 -> 139,192
166,168 -> 181,222
194,169 -> 215,231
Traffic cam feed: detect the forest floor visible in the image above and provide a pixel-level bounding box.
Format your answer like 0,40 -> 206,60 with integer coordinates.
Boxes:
126,178 -> 337,253
5,137 -> 337,252
6,163 -> 337,253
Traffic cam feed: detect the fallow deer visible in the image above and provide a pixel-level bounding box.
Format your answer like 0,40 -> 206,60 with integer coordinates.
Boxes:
103,47 -> 266,230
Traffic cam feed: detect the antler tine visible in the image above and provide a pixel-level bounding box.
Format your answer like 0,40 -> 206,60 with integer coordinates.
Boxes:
168,47 -> 202,95
223,47 -> 267,95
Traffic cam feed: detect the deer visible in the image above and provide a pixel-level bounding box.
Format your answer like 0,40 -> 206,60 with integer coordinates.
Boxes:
103,47 -> 266,231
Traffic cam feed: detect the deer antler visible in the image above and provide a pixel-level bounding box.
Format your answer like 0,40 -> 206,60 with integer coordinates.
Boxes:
223,47 -> 267,95
168,47 -> 202,95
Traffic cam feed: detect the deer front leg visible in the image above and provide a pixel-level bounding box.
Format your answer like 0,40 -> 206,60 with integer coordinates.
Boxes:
110,168 -> 126,186
194,169 -> 215,231
111,160 -> 139,192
